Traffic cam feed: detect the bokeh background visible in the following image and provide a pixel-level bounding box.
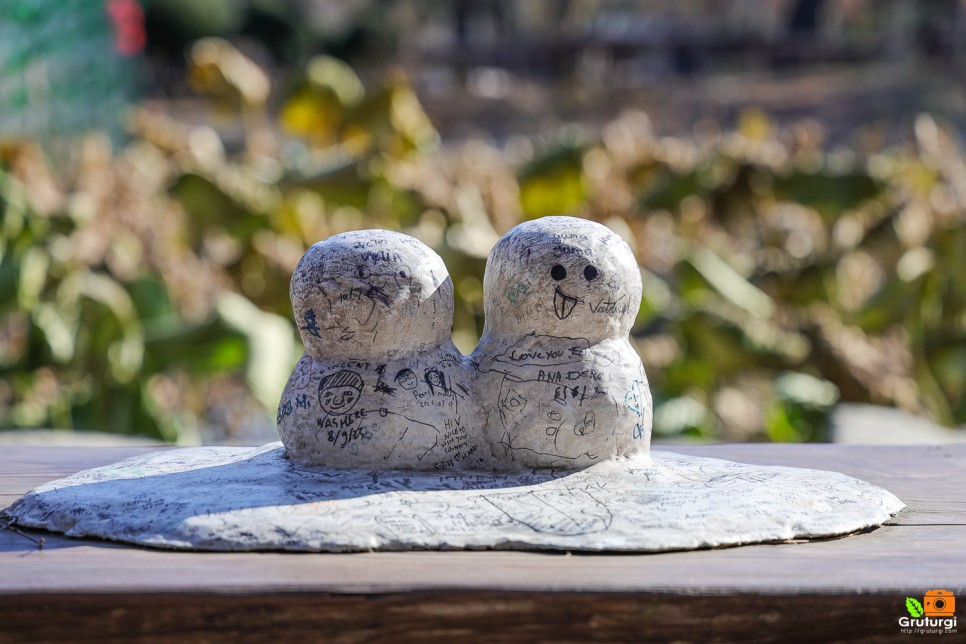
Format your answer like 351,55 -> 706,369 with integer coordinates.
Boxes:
2,0 -> 966,446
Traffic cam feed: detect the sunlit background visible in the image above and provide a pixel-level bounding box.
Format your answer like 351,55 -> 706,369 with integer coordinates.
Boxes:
2,0 -> 966,446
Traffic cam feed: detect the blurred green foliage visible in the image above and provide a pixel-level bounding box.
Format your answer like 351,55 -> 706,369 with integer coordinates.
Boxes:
2,42 -> 965,443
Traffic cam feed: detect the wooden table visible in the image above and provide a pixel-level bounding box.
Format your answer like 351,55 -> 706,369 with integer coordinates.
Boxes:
1,444 -> 963,642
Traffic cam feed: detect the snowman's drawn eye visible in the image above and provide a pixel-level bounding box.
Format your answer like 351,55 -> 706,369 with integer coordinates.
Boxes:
583,265 -> 599,281
550,265 -> 567,281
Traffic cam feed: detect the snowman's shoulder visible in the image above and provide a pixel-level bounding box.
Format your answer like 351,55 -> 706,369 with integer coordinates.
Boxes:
312,350 -> 464,380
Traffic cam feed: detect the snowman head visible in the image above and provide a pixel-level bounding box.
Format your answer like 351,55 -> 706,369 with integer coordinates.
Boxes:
290,230 -> 454,358
481,217 -> 641,342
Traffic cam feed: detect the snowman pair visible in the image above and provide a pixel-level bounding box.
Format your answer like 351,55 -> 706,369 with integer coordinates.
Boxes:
278,216 -> 652,472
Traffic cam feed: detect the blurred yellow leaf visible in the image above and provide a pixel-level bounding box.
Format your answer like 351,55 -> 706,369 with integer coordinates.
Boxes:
738,108 -> 773,141
519,144 -> 587,219
306,56 -> 365,108
280,89 -> 343,147
188,38 -> 270,108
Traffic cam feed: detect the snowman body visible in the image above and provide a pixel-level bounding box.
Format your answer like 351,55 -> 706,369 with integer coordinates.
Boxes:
471,217 -> 652,470
278,230 -> 484,471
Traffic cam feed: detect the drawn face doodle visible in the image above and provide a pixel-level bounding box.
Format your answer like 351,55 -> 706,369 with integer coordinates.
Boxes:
549,262 -> 601,320
501,388 -> 527,413
483,217 -> 642,340
624,380 -> 646,416
425,369 -> 446,390
394,264 -> 414,290
394,368 -> 418,391
318,370 -> 364,415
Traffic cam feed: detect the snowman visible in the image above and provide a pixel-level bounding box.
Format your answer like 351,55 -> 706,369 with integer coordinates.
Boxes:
278,230 -> 484,470
471,216 -> 651,470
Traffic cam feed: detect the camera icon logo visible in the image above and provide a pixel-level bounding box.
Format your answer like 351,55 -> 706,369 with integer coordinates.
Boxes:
924,590 -> 956,617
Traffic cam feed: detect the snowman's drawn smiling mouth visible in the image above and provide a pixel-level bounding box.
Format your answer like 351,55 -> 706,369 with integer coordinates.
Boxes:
553,286 -> 580,320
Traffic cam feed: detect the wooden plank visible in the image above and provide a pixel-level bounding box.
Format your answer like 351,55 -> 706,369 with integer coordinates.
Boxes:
1,523 -> 964,595
0,446 -> 162,478
0,591 -> 923,643
1,444 -> 963,641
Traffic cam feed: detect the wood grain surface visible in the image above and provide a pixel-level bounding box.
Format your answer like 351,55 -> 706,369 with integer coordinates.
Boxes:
1,444 -> 963,642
